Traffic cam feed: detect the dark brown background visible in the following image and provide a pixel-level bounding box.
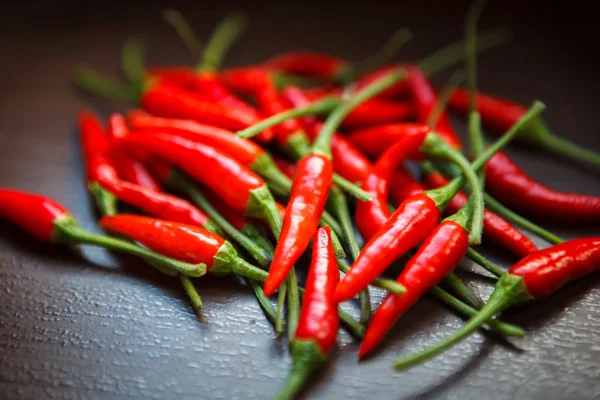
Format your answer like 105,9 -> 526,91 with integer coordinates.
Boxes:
1,1 -> 599,399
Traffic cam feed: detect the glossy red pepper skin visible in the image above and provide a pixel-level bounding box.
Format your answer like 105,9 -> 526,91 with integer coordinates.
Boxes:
509,238 -> 600,299
273,157 -> 297,180
359,221 -> 470,357
283,86 -> 373,183
263,154 -> 334,296
98,177 -> 211,228
389,166 -> 427,207
424,171 -> 538,257
347,123 -> 431,160
141,82 -> 259,132
0,188 -> 70,242
223,66 -> 272,95
146,67 -> 199,90
340,98 -> 415,129
120,133 -> 264,214
100,215 -> 223,267
264,51 -> 348,80
128,111 -> 263,166
106,114 -> 161,191
485,152 -> 600,221
356,132 -> 427,242
78,110 -> 119,184
295,226 -> 339,354
406,66 -> 463,149
335,194 -> 441,302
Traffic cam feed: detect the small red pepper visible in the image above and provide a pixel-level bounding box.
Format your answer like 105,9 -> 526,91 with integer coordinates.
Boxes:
264,51 -> 350,82
389,166 -> 428,206
275,226 -> 339,399
106,113 -> 161,191
127,111 -> 291,194
100,215 -> 268,281
485,152 -> 600,221
449,88 -> 600,166
394,237 -> 600,369
347,123 -> 431,160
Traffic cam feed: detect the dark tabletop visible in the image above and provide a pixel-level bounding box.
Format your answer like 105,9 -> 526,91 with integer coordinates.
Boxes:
1,1 -> 599,399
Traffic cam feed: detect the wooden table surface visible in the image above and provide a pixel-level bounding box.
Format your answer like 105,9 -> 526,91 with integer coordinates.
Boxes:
1,1 -> 599,399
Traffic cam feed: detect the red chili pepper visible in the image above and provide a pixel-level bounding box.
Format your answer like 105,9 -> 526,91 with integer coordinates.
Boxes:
282,86 -> 373,183
98,177 -> 211,228
264,51 -> 349,81
0,189 -> 206,277
449,88 -> 600,166
360,220 -> 470,357
0,188 -> 70,242
423,169 -> 538,257
146,66 -> 199,90
356,64 -> 411,99
393,238 -> 600,369
355,132 -> 428,242
406,66 -> 463,150
275,226 -> 339,399
106,113 -> 161,191
263,154 -> 334,296
485,152 -> 600,221
347,123 -> 431,160
119,133 -> 282,231
99,215 -> 268,281
340,98 -> 415,129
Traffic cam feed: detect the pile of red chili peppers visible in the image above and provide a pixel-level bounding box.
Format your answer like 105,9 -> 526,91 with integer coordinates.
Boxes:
1,4 -> 599,399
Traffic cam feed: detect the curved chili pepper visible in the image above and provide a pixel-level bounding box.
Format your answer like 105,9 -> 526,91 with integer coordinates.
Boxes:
449,88 -> 600,166
263,154 -> 334,297
264,51 -> 349,82
78,110 -> 119,215
119,133 -> 283,234
485,151 -> 600,221
347,123 -> 431,159
106,113 -> 161,191
359,219 -> 471,357
394,237 -> 600,369
0,188 -> 205,277
355,132 -> 428,242
423,168 -> 538,257
275,226 -> 339,400
406,66 -> 463,149
127,111 -> 290,194
100,215 -> 268,281
341,98 -> 415,129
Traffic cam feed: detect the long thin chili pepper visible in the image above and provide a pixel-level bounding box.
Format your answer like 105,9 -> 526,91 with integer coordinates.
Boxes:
347,123 -> 431,159
106,113 -> 161,191
100,215 -> 268,281
0,189 -> 204,277
263,67 -> 407,297
335,101 -> 545,302
394,237 -> 600,369
449,88 -> 600,166
127,110 -> 290,195
78,110 -> 119,215
275,227 -> 339,400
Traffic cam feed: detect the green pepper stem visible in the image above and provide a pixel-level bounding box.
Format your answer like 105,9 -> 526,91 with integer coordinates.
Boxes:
73,67 -> 140,102
465,0 -> 487,113
252,154 -> 293,197
428,286 -> 523,337
247,278 -> 277,325
121,36 -> 146,86
338,307 -> 366,339
286,267 -> 300,340
162,9 -> 203,59
88,182 -> 118,217
275,340 -> 327,400
336,259 -> 405,295
237,96 -> 340,139
442,273 -> 483,310
198,12 -> 247,71
332,174 -> 372,201
419,27 -> 512,78
55,219 -> 204,277
466,247 -> 504,277
180,275 -> 203,313
394,273 -> 530,370
169,170 -> 273,267
328,186 -> 371,324
312,68 -> 406,158
275,282 -> 287,337
228,256 -> 269,281
246,185 -> 283,238
529,122 -> 600,167
483,193 -> 564,245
